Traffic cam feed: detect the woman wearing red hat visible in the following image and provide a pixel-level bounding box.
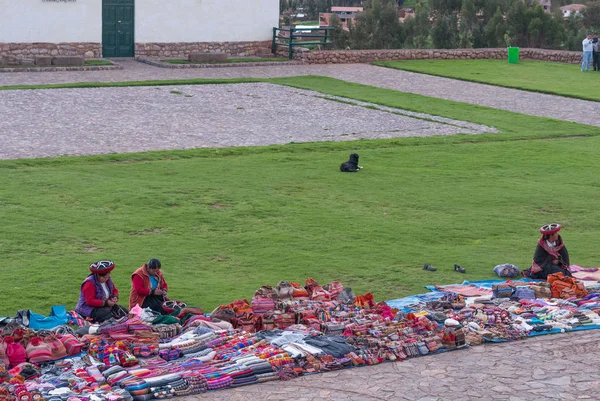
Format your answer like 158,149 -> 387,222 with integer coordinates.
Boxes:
523,223 -> 571,280
75,261 -> 128,323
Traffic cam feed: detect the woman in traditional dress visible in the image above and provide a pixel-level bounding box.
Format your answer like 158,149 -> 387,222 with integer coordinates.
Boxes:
75,260 -> 128,323
129,258 -> 169,313
523,223 -> 571,280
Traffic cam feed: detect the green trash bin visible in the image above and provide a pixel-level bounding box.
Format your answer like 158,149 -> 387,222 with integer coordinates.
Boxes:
508,47 -> 520,64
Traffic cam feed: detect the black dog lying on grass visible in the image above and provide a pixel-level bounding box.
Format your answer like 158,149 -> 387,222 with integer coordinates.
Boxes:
340,153 -> 363,172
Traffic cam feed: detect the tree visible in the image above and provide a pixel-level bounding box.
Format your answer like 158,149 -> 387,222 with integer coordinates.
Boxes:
329,13 -> 351,49
458,0 -> 477,48
504,1 -> 565,48
429,0 -> 462,15
432,12 -> 458,48
476,0 -> 509,23
372,0 -> 405,48
505,0 -> 529,47
484,7 -> 506,47
583,2 -> 600,30
563,13 -> 585,50
350,0 -> 405,49
404,0 -> 432,48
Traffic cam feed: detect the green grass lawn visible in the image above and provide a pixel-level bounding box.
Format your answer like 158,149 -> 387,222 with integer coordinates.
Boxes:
162,58 -> 288,65
85,60 -> 114,66
373,59 -> 600,102
1,77 -> 599,316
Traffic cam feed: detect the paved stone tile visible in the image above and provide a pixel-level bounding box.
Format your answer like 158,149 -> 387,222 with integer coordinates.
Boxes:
0,83 -> 494,160
186,332 -> 600,400
0,60 -> 598,127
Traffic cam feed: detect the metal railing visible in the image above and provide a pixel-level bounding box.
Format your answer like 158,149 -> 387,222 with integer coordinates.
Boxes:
272,26 -> 335,59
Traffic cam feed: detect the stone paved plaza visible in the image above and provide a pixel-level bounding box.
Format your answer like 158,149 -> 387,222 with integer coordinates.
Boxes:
189,331 -> 600,401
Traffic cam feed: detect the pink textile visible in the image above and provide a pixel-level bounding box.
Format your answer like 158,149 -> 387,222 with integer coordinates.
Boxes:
433,284 -> 492,297
573,271 -> 600,282
569,265 -> 599,273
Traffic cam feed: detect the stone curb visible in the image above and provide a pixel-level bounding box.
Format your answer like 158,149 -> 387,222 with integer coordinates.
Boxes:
0,60 -> 122,73
135,56 -> 301,69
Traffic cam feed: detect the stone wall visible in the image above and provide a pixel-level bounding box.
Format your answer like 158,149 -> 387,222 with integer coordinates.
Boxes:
135,41 -> 273,58
288,48 -> 583,65
0,43 -> 102,58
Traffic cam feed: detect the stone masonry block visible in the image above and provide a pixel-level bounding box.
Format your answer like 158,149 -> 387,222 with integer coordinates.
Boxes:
188,52 -> 228,63
51,56 -> 84,66
34,56 -> 52,66
256,47 -> 274,57
1,55 -> 20,66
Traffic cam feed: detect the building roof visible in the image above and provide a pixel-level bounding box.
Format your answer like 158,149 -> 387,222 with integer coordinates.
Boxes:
560,4 -> 587,11
331,6 -> 363,12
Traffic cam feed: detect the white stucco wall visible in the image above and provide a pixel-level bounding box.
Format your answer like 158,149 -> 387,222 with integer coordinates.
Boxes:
0,0 -> 101,43
136,0 -> 280,42
0,0 -> 278,44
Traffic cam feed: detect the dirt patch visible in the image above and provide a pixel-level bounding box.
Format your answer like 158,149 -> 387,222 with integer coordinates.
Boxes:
129,228 -> 163,236
84,246 -> 104,253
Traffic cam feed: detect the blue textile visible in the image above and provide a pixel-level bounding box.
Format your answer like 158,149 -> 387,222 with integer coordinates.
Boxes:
425,278 -> 539,292
385,292 -> 448,311
28,305 -> 70,330
387,278 -> 541,311
527,324 -> 600,337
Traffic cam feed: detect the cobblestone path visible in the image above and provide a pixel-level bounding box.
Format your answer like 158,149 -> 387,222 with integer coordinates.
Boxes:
0,83 -> 496,159
1,60 -> 599,127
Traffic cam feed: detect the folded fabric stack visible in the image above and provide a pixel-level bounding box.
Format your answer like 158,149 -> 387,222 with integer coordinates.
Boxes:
226,366 -> 258,388
179,370 -> 208,394
121,377 -> 150,398
251,296 -> 276,315
197,366 -> 232,391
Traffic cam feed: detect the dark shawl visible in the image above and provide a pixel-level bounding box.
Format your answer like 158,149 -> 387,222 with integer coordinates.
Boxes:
529,235 -> 570,279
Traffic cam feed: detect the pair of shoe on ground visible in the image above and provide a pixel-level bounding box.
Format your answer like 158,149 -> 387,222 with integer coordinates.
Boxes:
423,263 -> 466,273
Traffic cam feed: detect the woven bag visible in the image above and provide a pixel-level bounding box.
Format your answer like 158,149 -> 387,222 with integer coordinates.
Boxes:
44,334 -> 67,360
492,283 -> 514,298
210,306 -> 236,322
26,337 -> 53,364
6,337 -> 27,367
152,324 -> 181,340
58,334 -> 84,356
0,337 -> 9,367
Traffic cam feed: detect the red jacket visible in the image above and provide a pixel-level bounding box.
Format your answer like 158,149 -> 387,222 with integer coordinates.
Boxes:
129,265 -> 168,309
82,280 -> 119,308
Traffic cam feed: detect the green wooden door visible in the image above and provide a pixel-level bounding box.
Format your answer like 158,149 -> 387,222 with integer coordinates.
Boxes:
102,0 -> 134,57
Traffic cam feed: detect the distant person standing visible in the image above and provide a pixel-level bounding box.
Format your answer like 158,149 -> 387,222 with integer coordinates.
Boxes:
582,33 -> 594,72
593,33 -> 600,71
